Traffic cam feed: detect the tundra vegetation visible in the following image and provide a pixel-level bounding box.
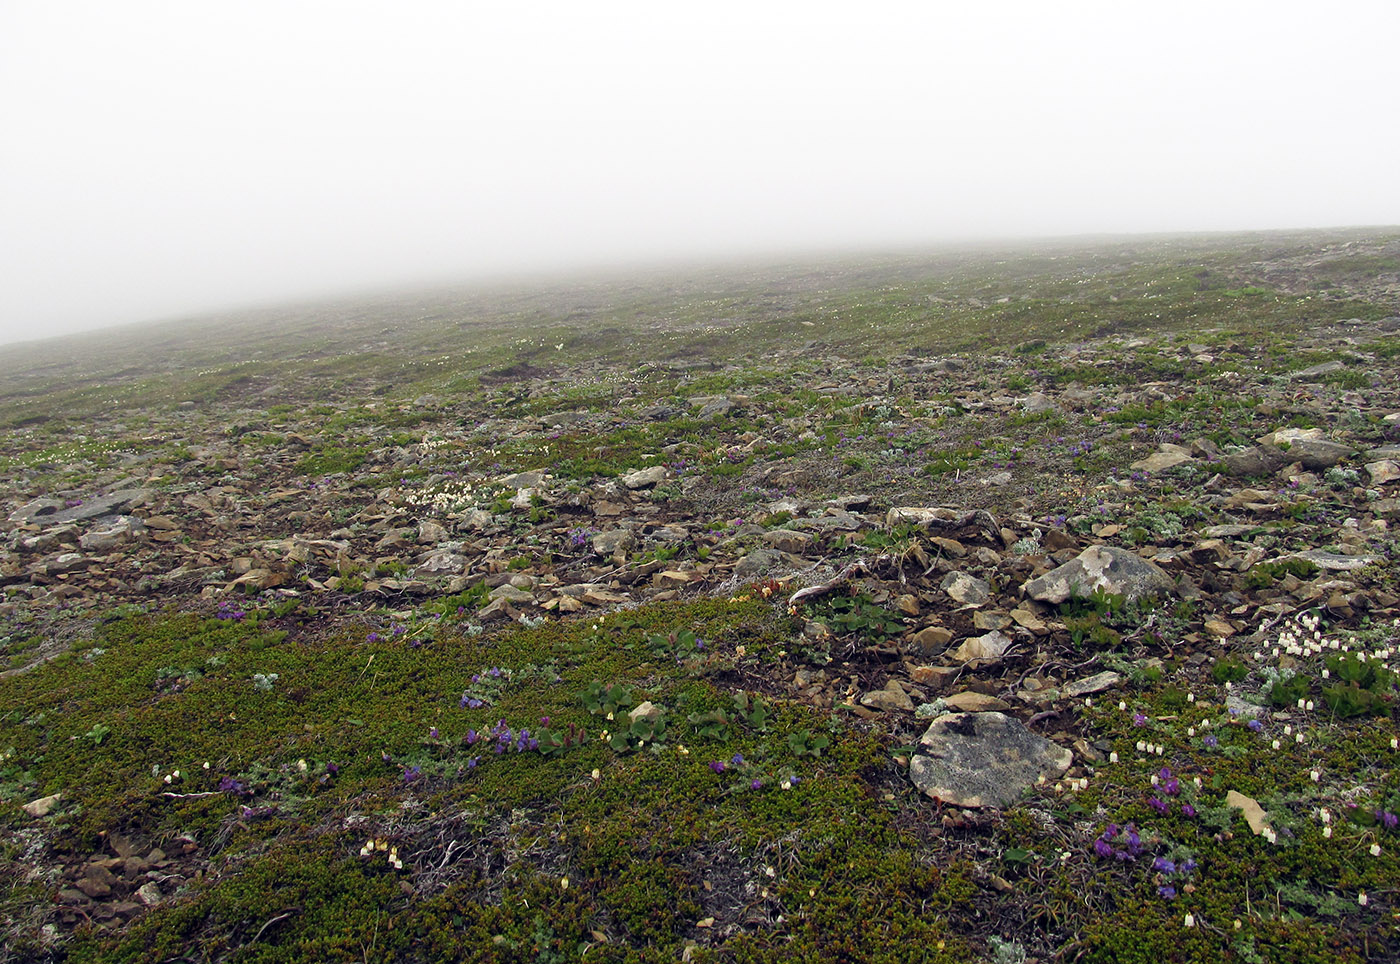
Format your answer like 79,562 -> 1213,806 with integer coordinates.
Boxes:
1,229 -> 1399,962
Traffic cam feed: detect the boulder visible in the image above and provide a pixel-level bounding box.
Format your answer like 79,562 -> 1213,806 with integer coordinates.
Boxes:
910,712 -> 1072,808
1022,545 -> 1176,604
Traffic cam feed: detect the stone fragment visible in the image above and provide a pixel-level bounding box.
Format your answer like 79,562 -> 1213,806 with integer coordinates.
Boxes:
1221,445 -> 1289,477
1021,545 -> 1176,605
1020,392 -> 1057,414
734,548 -> 788,578
860,680 -> 915,712
950,630 -> 1013,663
1255,429 -> 1354,469
910,712 -> 1072,808
1063,671 -> 1123,697
591,529 -> 635,555
940,571 -> 989,606
942,691 -> 1012,713
135,882 -> 163,906
414,550 -> 468,577
1130,445 -> 1195,473
8,498 -> 66,523
909,665 -> 959,691
621,465 -> 669,489
1366,460 -> 1400,484
909,626 -> 953,655
22,792 -> 61,817
1225,790 -> 1271,836
973,611 -> 1011,631
761,529 -> 812,554
1009,608 -> 1049,635
1284,550 -> 1379,571
1204,619 -> 1236,638
43,489 -> 152,525
1290,361 -> 1344,380
77,514 -> 147,551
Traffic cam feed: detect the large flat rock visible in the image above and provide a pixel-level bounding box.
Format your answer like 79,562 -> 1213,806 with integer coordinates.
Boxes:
1022,545 -> 1176,604
910,712 -> 1072,808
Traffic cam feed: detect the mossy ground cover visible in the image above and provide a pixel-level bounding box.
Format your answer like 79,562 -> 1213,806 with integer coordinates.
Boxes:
1,598 -> 979,963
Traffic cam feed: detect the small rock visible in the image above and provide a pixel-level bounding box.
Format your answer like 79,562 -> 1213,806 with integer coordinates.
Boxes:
1130,445 -> 1195,473
910,665 -> 960,691
592,529 -> 635,555
78,514 -> 146,551
973,611 -> 1011,631
621,465 -> 669,489
1366,460 -> 1400,485
135,882 -> 163,906
950,630 -> 1013,663
1063,671 -> 1123,697
860,680 -> 915,712
761,529 -> 812,554
940,571 -> 990,607
22,792 -> 61,817
909,626 -> 953,655
942,691 -> 1012,713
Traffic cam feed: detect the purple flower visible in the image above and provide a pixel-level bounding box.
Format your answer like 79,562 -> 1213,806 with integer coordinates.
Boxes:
1158,884 -> 1177,899
731,753 -> 744,765
1202,735 -> 1219,748
1093,838 -> 1114,859
1181,803 -> 1197,818
1248,719 -> 1263,732
1152,857 -> 1176,874
709,761 -> 726,774
466,757 -> 478,769
750,779 -> 763,790
1125,826 -> 1142,854
1378,810 -> 1398,830
402,765 -> 422,783
1133,712 -> 1148,727
429,727 -> 439,740
1149,797 -> 1170,814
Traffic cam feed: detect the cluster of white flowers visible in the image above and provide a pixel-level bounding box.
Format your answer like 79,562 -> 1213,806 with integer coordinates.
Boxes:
359,837 -> 404,870
1259,612 -> 1395,670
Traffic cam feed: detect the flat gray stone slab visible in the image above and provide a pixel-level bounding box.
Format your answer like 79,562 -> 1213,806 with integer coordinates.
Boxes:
1022,545 -> 1176,605
910,712 -> 1072,808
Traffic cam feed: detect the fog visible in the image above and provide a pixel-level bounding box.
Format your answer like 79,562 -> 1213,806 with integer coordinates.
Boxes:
2,1 -> 1398,347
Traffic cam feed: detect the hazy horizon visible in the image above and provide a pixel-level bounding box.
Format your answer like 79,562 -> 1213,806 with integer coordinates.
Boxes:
4,1 -> 1399,348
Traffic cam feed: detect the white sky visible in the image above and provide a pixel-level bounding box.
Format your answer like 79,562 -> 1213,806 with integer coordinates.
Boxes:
2,1 -> 1398,346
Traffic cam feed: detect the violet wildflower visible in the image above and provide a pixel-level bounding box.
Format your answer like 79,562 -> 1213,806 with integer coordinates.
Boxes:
1248,719 -> 1263,732
751,778 -> 763,790
710,761 -> 726,774
429,727 -> 439,740
731,752 -> 744,765
1181,803 -> 1197,818
1378,810 -> 1398,830
1203,735 -> 1219,748
1153,857 -> 1176,874
1133,712 -> 1148,727
402,765 -> 422,784
1150,797 -> 1170,814
1093,838 -> 1114,859
1158,884 -> 1177,899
